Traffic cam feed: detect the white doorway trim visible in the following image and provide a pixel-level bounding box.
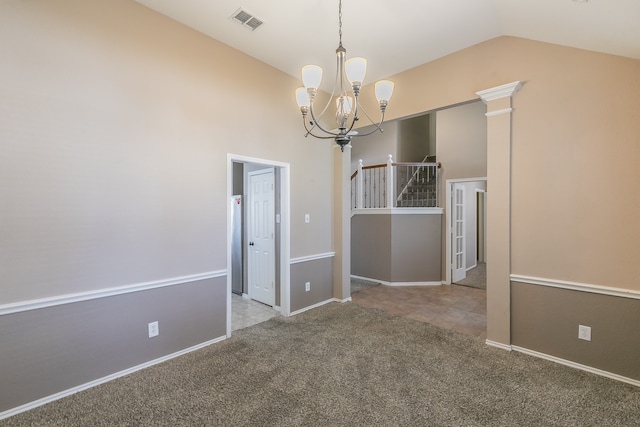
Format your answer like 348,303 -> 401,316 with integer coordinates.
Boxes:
226,154 -> 291,337
476,188 -> 487,265
445,177 -> 487,285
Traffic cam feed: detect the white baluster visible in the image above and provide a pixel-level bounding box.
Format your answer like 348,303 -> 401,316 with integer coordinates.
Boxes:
357,159 -> 364,210
386,154 -> 394,208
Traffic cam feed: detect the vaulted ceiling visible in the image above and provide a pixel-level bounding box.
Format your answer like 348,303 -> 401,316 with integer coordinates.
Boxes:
136,0 -> 640,87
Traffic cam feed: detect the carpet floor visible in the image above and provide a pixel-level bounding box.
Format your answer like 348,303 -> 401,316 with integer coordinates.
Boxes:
4,302 -> 639,426
455,262 -> 486,290
350,277 -> 381,294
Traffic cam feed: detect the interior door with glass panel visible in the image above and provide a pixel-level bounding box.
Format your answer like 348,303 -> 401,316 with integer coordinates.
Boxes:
452,183 -> 466,283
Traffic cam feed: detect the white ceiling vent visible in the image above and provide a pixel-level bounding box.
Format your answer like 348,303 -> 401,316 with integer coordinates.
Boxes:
230,8 -> 264,31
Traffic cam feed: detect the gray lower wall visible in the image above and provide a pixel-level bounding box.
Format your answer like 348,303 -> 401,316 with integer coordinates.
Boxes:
351,214 -> 442,283
351,215 -> 392,282
391,215 -> 442,282
0,277 -> 227,413
290,257 -> 334,312
511,282 -> 640,381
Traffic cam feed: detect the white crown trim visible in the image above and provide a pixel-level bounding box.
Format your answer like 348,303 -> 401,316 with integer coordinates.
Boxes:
476,81 -> 522,102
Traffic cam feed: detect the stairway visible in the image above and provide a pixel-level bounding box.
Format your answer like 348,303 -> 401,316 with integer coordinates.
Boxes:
395,165 -> 438,207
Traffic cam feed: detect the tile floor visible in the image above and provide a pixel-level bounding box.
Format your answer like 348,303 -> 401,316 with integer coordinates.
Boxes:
351,284 -> 487,339
231,294 -> 279,331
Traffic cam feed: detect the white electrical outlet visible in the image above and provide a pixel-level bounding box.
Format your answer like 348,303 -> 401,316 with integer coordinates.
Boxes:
148,321 -> 159,338
305,282 -> 311,292
304,214 -> 310,223
578,324 -> 591,341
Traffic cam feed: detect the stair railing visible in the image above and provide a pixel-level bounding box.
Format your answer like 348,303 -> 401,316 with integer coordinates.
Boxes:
351,155 -> 441,209
394,155 -> 441,208
395,153 -> 432,203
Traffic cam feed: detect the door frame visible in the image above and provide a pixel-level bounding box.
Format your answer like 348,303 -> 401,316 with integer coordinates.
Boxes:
226,154 -> 291,337
476,188 -> 487,264
445,177 -> 487,285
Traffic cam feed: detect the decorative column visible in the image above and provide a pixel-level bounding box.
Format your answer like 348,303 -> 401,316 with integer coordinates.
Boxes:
476,81 -> 521,349
333,144 -> 352,301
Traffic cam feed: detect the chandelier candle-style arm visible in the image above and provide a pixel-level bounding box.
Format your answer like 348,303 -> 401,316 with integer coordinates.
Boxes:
294,0 -> 395,151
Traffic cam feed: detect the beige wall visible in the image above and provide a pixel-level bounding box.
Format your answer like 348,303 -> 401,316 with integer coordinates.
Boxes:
359,36 -> 640,291
436,101 -> 488,181
0,0 -> 335,304
349,121 -> 398,173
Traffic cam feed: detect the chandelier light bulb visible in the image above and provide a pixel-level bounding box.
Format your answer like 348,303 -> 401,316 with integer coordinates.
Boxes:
375,80 -> 395,102
345,57 -> 367,86
301,65 -> 323,90
295,87 -> 310,108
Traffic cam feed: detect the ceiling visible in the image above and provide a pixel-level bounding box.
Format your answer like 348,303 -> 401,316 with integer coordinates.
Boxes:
135,0 -> 640,88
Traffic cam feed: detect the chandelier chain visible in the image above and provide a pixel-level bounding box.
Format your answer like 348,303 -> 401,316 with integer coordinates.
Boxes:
338,0 -> 343,47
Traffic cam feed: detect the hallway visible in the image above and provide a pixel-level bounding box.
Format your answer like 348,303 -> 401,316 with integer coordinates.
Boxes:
231,294 -> 278,331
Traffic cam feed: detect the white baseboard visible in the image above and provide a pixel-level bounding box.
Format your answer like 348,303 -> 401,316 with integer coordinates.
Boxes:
289,298 -> 338,316
485,339 -> 512,351
511,345 -> 640,388
351,275 -> 441,287
0,335 -> 227,421
382,281 -> 442,287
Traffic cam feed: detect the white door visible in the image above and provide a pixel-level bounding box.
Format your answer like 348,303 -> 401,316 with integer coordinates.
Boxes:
452,183 -> 466,282
248,169 -> 275,306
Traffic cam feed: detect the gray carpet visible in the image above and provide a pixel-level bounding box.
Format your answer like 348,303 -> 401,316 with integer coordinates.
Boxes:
350,277 -> 381,294
5,302 -> 639,426
455,262 -> 486,290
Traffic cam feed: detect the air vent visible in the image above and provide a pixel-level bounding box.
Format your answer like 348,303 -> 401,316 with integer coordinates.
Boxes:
230,8 -> 264,31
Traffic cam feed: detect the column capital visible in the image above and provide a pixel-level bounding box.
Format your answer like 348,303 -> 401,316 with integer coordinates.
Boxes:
476,81 -> 522,103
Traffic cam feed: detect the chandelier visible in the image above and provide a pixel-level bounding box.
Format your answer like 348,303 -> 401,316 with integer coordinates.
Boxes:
294,0 -> 394,151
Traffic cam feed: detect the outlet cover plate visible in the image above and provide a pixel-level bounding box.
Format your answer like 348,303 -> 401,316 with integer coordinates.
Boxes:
148,321 -> 159,338
578,324 -> 591,341
305,282 -> 310,292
